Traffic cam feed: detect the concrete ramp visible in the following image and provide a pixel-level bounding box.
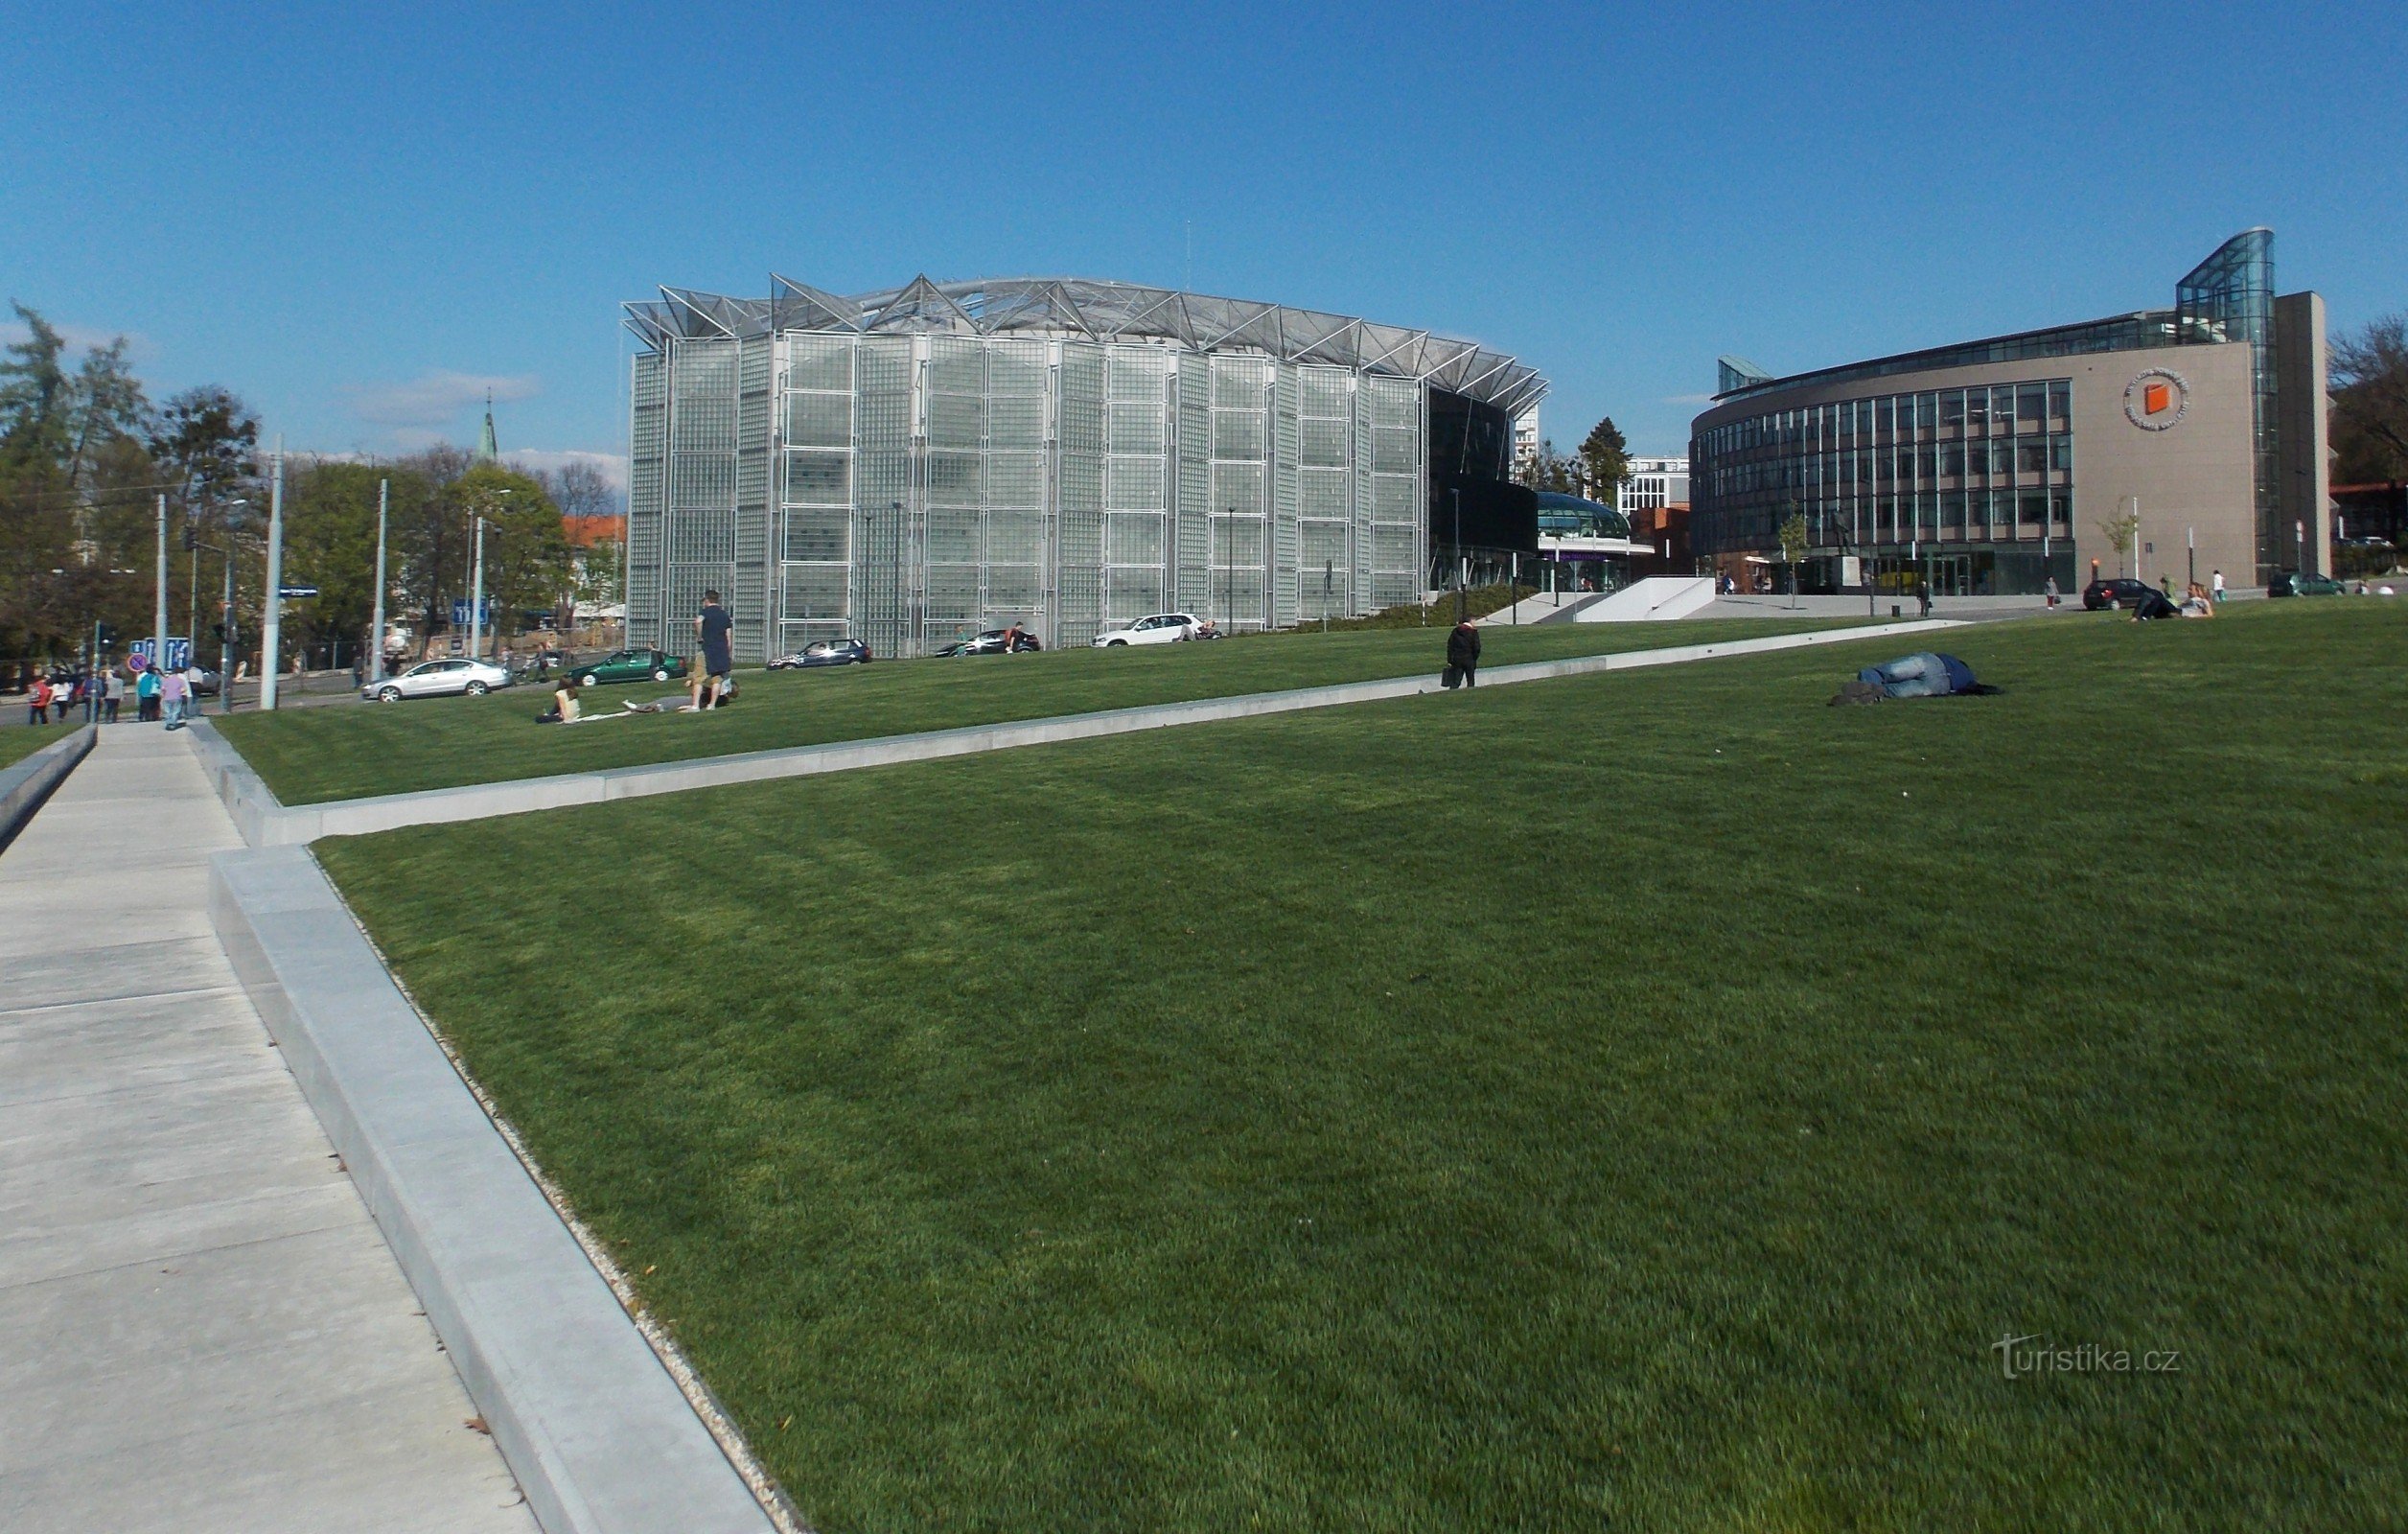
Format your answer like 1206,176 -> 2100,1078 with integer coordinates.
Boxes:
1574,576 -> 1718,622
1476,589 -> 1613,626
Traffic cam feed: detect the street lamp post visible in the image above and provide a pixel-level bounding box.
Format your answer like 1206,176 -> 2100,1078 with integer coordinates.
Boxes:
260,439 -> 287,710
1451,488 -> 1465,625
152,494 -> 169,670
372,478 -> 389,682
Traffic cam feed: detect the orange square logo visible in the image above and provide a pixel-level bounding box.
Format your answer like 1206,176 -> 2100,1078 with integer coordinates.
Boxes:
2144,382 -> 2170,415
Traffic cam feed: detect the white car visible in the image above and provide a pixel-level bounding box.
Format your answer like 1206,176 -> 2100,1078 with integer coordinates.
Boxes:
363,658 -> 513,703
1091,612 -> 1201,647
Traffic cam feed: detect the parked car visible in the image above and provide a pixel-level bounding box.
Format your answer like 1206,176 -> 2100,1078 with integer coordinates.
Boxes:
187,667 -> 222,696
1091,612 -> 1201,646
937,628 -> 1042,657
363,658 -> 514,703
767,639 -> 872,669
2081,578 -> 2157,611
566,647 -> 687,686
2267,569 -> 2346,598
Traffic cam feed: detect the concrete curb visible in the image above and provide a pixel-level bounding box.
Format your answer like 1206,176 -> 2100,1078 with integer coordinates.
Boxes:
208,845 -> 778,1534
0,725 -> 96,856
217,619 -> 1961,846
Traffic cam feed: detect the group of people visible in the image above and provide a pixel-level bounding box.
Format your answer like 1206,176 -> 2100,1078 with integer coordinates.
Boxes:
538,591 -> 736,724
20,661 -> 206,729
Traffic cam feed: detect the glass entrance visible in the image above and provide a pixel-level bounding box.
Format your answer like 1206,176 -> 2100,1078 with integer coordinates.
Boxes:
1931,554 -> 1973,596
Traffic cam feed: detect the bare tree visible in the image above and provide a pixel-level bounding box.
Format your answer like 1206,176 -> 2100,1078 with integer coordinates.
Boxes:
2332,314 -> 2408,484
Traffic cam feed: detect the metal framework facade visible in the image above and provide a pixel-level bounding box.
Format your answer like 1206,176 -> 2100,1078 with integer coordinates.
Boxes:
625,277 -> 1544,661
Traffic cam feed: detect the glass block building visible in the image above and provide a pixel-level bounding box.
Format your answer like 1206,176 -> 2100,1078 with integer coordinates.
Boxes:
1689,230 -> 2328,594
622,277 -> 1545,661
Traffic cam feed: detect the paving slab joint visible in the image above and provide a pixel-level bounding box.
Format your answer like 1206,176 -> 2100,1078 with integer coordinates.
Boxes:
208,843 -> 785,1534
0,724 -> 96,857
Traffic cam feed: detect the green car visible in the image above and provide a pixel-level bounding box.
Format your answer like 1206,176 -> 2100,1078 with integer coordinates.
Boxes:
2294,572 -> 2348,596
567,647 -> 688,686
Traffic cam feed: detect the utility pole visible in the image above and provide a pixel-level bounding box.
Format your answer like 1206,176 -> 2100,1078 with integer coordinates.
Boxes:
260,438 -> 286,710
470,515 -> 487,661
220,557 -> 235,714
372,478 -> 389,682
153,494 -> 170,668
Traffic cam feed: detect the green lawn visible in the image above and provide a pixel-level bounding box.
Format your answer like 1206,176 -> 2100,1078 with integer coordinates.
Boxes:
319,602 -> 2408,1531
0,721 -> 77,771
216,616 -> 1863,804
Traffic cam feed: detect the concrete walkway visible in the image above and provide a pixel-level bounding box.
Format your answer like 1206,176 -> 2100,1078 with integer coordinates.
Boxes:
0,727 -> 537,1533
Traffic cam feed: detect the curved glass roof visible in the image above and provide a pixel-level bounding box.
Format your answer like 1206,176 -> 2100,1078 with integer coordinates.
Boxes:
1534,490 -> 1631,539
627,274 -> 1546,415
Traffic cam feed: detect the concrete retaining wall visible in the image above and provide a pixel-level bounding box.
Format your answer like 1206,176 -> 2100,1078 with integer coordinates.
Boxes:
209,846 -> 777,1534
211,619 -> 1960,847
0,725 -> 96,856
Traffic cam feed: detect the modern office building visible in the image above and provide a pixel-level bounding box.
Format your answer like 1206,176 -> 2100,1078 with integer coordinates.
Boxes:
621,277 -> 1545,661
1689,230 -> 2328,594
1617,456 -> 1689,521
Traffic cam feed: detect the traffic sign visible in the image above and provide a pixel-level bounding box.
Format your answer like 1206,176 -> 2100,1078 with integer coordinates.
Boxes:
278,585 -> 320,599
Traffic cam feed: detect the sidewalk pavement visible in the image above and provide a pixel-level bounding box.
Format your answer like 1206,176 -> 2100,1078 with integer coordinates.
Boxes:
0,725 -> 537,1533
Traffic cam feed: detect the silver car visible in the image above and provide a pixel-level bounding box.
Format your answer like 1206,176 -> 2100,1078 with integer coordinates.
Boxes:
363,658 -> 513,703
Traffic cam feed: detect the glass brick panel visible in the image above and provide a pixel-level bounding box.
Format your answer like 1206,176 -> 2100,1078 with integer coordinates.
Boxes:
928,453 -> 983,507
928,393 -> 984,449
783,451 -> 850,505
1214,410 -> 1265,460
988,453 -> 1045,508
989,395 -> 1046,449
782,512 -> 848,563
1302,416 -> 1349,467
784,391 -> 851,448
1211,461 -> 1264,513
927,511 -> 980,563
1107,457 -> 1164,510
1108,400 -> 1164,453
785,336 -> 853,392
1105,513 -> 1165,564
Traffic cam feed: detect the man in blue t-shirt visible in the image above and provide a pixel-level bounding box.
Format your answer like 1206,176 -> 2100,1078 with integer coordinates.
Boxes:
693,590 -> 733,709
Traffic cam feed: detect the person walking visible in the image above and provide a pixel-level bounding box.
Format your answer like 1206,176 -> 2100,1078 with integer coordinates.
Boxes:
1917,577 -> 1933,619
134,662 -> 163,723
2211,569 -> 2226,604
27,674 -> 52,725
1446,616 -> 1481,689
692,589 -> 733,709
161,664 -> 191,731
2044,573 -> 2061,609
104,668 -> 126,723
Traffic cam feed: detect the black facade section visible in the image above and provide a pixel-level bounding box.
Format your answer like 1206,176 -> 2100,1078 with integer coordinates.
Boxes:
1428,388 -> 1535,554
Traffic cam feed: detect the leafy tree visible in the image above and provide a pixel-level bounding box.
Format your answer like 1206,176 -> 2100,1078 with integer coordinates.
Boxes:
151,386 -> 260,510
446,463 -> 570,656
1777,512 -> 1809,608
2097,509 -> 2141,579
63,337 -> 150,492
2331,314 -> 2408,484
0,303 -> 72,469
280,460 -> 390,665
1515,437 -> 1577,493
1578,416 -> 1631,500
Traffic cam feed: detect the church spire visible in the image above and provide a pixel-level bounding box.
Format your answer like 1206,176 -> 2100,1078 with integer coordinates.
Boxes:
475,389 -> 499,461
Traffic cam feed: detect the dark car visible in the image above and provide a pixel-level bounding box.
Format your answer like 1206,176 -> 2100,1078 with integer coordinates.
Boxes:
936,628 -> 1042,657
2082,578 -> 2157,611
767,639 -> 872,669
566,647 -> 687,686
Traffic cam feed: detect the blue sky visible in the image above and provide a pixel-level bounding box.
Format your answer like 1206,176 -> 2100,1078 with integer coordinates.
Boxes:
6,1 -> 2403,477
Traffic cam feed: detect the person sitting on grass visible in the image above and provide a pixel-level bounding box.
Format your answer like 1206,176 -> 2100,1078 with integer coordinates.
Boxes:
538,680 -> 582,724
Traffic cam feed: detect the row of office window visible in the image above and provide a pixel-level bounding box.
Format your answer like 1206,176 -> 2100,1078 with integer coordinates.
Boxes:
1694,379 -> 2075,553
